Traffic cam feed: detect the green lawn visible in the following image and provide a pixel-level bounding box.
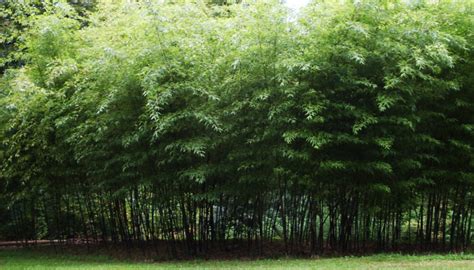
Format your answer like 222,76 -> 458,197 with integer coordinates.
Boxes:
1,250 -> 474,269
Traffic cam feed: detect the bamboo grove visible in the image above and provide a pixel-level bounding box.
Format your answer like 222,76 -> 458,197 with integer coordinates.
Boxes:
0,0 -> 473,256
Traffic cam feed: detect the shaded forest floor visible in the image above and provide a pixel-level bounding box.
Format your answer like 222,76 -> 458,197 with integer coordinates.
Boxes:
0,240 -> 472,261
1,249 -> 474,270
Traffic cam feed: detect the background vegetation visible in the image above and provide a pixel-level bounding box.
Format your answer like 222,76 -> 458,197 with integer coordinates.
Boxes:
0,0 -> 473,257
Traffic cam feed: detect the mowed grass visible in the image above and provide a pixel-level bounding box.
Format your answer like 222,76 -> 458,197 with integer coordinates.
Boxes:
1,249 -> 474,270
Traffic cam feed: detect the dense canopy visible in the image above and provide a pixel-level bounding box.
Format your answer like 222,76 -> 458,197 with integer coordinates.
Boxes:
0,0 -> 473,256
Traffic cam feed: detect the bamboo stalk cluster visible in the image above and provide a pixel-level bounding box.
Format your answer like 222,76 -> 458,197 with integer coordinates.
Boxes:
0,0 -> 473,256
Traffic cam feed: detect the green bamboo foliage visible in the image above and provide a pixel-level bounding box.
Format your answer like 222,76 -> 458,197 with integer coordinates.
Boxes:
0,0 -> 473,254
